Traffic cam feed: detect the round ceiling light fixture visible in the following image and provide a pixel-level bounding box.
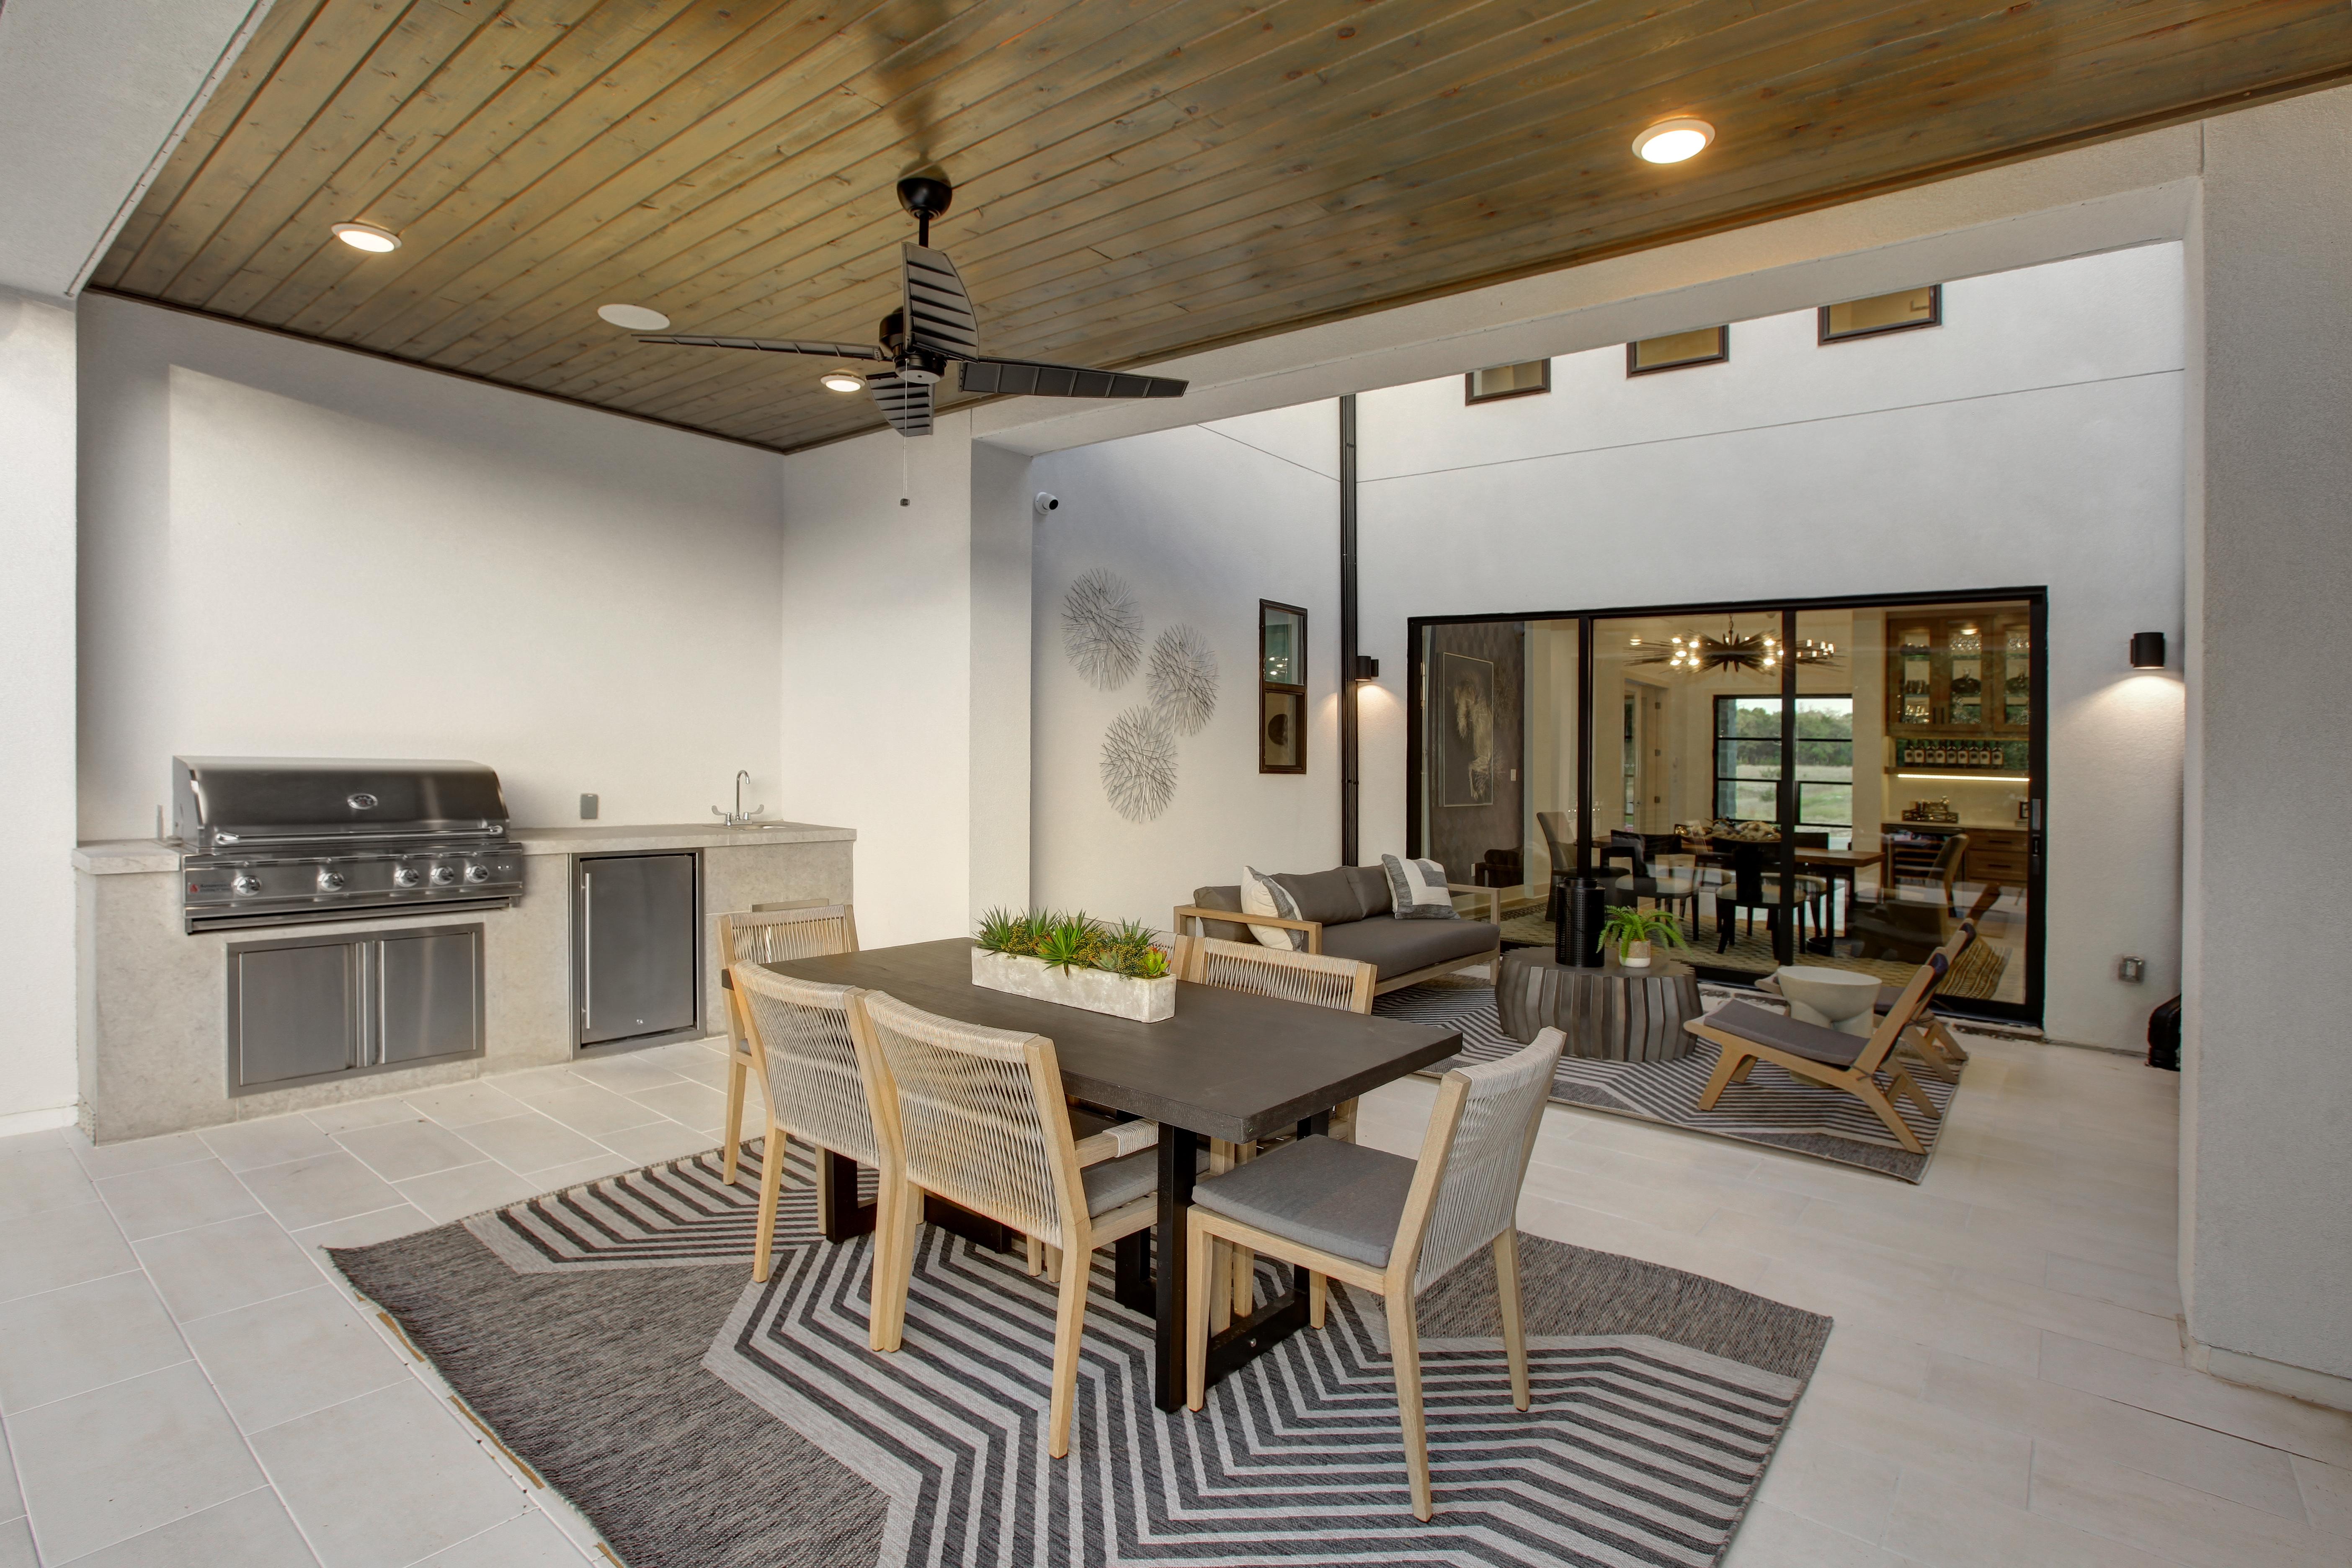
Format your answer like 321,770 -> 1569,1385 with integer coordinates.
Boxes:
1632,117 -> 1714,165
820,369 -> 867,393
596,302 -> 671,331
330,222 -> 400,253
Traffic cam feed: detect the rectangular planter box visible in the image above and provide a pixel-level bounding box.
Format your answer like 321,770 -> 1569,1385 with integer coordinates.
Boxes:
970,948 -> 1175,1022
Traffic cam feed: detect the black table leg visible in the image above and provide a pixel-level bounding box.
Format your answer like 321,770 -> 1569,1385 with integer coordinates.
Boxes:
1153,1126 -> 1199,1412
816,1150 -> 877,1242
1114,1230 -> 1154,1315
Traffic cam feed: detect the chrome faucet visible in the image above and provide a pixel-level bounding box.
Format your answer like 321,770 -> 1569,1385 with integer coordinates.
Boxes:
713,769 -> 767,827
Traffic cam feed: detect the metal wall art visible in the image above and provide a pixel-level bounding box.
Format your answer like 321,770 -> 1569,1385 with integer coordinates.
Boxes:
1099,705 -> 1179,823
1146,624 -> 1219,735
1063,568 -> 1143,690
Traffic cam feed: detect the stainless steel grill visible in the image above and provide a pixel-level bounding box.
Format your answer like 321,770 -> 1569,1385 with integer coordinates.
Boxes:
175,757 -> 524,934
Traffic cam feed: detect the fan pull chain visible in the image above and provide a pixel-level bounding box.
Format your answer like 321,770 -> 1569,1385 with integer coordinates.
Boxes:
900,438 -> 910,508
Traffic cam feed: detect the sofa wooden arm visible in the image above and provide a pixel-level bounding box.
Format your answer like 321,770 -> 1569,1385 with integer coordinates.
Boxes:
1072,1119 -> 1160,1168
1170,904 -> 1324,954
1446,883 -> 1503,923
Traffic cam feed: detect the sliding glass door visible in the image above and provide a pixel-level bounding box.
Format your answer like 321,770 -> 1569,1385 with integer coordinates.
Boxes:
1408,591 -> 2044,1024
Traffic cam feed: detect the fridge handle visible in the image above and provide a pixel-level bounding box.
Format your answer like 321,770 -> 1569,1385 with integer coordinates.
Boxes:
581,872 -> 593,1029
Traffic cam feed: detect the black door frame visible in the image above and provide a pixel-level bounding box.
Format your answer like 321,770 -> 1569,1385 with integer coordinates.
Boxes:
1406,585 -> 2049,1026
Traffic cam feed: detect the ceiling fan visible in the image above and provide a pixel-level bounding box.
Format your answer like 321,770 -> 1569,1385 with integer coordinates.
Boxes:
634,175 -> 1188,436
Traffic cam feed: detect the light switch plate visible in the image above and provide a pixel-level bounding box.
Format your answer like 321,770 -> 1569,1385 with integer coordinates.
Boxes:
2118,956 -> 2145,983
580,793 -> 599,820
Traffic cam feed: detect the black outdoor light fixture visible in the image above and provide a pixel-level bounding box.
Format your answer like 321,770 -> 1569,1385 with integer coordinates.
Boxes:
2128,632 -> 2166,669
1352,655 -> 1381,682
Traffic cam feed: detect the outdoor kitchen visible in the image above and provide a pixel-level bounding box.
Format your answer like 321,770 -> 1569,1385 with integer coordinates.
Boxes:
73,758 -> 854,1142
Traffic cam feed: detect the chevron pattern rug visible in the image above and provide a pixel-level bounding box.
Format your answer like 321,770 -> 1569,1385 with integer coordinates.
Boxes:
334,1148 -> 1831,1568
1376,983 -> 1960,1181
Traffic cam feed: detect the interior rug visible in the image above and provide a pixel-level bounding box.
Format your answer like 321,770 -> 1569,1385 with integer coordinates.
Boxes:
333,1143 -> 1830,1568
1376,981 -> 1960,1181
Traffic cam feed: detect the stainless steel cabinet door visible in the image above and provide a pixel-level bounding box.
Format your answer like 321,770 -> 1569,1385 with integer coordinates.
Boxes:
232,941 -> 362,1088
578,853 -> 698,1046
377,929 -> 482,1064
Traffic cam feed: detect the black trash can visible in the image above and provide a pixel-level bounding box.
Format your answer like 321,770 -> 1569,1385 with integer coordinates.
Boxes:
1558,878 -> 1608,969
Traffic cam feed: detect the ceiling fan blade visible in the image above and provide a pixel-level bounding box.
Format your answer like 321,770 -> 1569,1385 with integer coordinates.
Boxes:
958,358 -> 1188,400
635,334 -> 885,360
867,369 -> 934,436
902,244 -> 980,361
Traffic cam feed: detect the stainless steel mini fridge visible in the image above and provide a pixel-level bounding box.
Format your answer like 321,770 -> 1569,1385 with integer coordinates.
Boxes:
573,851 -> 701,1049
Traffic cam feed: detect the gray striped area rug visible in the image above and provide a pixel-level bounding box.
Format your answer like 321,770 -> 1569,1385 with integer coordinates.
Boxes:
1376,982 -> 1959,1181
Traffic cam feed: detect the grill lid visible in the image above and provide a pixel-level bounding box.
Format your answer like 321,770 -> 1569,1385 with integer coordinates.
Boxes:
173,757 -> 508,848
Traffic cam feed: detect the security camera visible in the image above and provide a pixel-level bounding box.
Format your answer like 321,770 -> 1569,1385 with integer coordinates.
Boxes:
1034,492 -> 1060,514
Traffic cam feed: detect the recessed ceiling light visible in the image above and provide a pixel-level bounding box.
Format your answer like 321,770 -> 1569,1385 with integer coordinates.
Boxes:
820,370 -> 866,394
1633,117 -> 1714,165
330,222 -> 400,253
597,303 -> 671,331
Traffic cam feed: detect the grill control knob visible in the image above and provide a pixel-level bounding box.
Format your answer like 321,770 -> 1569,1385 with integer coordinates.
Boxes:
232,874 -> 262,897
392,866 -> 423,889
317,869 -> 346,892
429,865 -> 459,887
463,863 -> 493,885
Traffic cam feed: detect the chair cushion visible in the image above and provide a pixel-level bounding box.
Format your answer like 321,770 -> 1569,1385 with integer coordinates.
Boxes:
1702,1001 -> 1866,1068
1080,1144 -> 1209,1216
1188,885 -> 1253,945
1318,915 -> 1498,980
1271,867 -> 1366,926
1190,1135 -> 1416,1267
1346,863 -> 1394,918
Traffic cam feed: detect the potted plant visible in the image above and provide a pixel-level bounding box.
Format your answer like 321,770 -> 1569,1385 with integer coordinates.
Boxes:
1597,905 -> 1687,969
972,910 -> 1177,1021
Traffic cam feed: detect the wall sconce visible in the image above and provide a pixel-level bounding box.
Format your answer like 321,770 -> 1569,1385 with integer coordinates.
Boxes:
1351,655 -> 1381,682
2128,632 -> 2166,669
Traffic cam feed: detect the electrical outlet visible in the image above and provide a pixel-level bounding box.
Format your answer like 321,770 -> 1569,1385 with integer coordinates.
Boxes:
2118,956 -> 2145,983
580,793 -> 599,820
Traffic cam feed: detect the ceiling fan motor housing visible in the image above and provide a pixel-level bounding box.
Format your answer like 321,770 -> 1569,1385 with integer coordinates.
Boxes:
878,308 -> 948,384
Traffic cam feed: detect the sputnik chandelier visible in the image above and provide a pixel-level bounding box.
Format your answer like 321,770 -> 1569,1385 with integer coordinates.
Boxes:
1627,618 -> 1839,675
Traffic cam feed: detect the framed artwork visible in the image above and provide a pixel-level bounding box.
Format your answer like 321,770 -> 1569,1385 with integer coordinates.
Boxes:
1260,600 -> 1307,773
1436,650 -> 1496,807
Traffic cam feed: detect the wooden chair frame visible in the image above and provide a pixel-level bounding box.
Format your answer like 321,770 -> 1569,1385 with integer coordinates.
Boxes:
717,903 -> 858,1186
849,993 -> 1160,1458
1183,1045 -> 1555,1521
727,961 -> 881,1288
1687,949 -> 1948,1155
1171,882 -> 1502,995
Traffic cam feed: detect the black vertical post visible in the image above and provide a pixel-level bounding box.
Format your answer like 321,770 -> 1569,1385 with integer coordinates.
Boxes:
1338,395 -> 1360,865
1575,616 -> 1595,878
1777,607 -> 1800,965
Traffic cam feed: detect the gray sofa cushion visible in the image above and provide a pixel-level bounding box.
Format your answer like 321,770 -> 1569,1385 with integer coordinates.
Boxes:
1318,914 -> 1498,980
1190,1135 -> 1416,1266
1271,867 -> 1364,925
1188,885 -> 1254,944
1346,864 -> 1393,917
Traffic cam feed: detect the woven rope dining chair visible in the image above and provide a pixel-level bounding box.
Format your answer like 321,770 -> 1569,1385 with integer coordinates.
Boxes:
1184,1029 -> 1567,1521
851,991 -> 1162,1455
727,965 -> 882,1291
1180,936 -> 1376,1323
716,903 -> 858,1184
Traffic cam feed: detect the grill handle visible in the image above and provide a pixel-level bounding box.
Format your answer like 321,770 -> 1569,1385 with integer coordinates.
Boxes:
212,825 -> 505,847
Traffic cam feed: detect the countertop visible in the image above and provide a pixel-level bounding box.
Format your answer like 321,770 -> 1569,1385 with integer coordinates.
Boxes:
73,820 -> 856,875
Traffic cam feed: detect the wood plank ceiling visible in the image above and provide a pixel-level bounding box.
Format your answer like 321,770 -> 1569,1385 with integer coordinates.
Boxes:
93,0 -> 2352,453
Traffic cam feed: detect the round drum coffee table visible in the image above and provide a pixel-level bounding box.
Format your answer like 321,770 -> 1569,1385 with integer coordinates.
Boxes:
1496,948 -> 1702,1062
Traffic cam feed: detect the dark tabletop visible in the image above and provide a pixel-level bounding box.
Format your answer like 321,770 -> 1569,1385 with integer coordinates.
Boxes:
758,939 -> 1461,1143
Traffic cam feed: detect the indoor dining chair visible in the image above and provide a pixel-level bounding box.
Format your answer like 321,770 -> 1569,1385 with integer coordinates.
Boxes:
1686,946 -> 1947,1153
1184,1029 -> 1567,1521
727,964 -> 883,1291
851,991 -> 1164,1457
716,903 -> 859,1185
1179,936 -> 1377,1324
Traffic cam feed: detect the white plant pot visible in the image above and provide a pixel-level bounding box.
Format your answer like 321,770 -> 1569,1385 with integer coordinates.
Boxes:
970,948 -> 1176,1022
1620,941 -> 1653,969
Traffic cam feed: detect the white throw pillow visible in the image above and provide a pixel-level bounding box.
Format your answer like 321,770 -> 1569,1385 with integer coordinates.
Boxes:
1381,854 -> 1460,921
1240,865 -> 1306,950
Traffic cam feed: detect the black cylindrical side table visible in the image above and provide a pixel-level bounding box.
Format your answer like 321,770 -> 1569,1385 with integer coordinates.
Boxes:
1497,947 -> 1702,1062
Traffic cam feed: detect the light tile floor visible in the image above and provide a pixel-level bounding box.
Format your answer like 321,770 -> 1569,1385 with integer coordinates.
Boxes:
2,1031 -> 2346,1566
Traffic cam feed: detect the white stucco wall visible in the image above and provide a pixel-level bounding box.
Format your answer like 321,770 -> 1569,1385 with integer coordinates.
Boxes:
0,289 -> 80,1128
75,295 -> 789,838
1354,244 -> 2186,1053
1030,403 -> 1343,926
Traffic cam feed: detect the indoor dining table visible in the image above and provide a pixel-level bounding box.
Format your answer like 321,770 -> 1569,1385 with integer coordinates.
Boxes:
753,937 -> 1462,1411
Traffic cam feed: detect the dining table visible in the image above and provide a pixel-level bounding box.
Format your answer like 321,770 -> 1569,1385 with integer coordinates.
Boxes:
1676,838 -> 1885,943
750,937 -> 1462,1412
